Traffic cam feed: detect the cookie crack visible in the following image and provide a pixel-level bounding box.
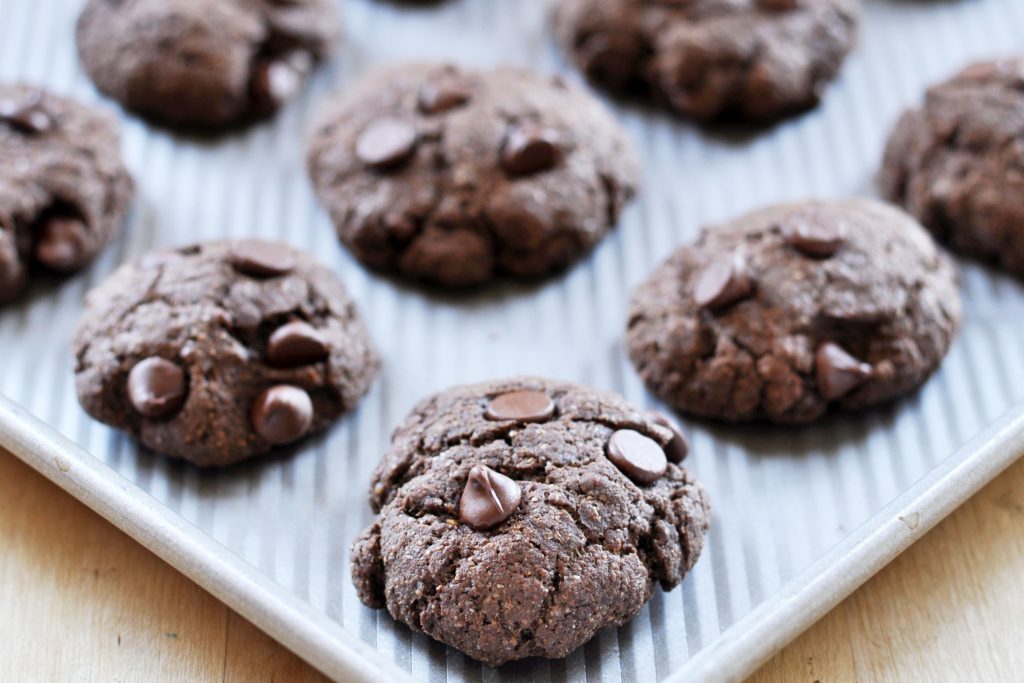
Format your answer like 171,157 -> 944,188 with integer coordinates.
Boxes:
407,531 -> 466,631
516,549 -> 562,652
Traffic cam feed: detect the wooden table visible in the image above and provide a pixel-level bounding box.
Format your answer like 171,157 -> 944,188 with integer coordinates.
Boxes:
1,448 -> 1021,682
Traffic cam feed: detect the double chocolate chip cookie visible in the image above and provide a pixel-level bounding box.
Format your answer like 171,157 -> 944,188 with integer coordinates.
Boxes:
76,0 -> 342,130
74,240 -> 379,467
0,85 -> 133,304
880,57 -> 1024,278
351,377 -> 709,666
555,0 -> 859,123
627,198 -> 962,424
307,63 -> 641,287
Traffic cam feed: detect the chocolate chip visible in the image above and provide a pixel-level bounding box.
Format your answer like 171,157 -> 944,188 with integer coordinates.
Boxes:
816,342 -> 872,400
418,81 -> 471,114
252,51 -> 313,110
459,464 -> 522,531
693,252 -> 753,311
35,215 -> 89,272
957,61 -> 1002,81
229,240 -> 295,277
253,62 -> 298,108
648,411 -> 689,463
606,429 -> 668,485
484,390 -> 555,423
251,385 -> 313,445
0,93 -> 53,134
356,118 -> 418,170
267,321 -> 329,367
127,357 -> 187,418
781,214 -> 845,258
755,0 -> 800,10
501,123 -> 561,176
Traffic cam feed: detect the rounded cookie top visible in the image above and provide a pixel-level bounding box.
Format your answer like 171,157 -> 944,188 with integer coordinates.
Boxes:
0,85 -> 133,304
627,198 -> 962,424
350,377 -> 709,666
73,240 -> 379,467
75,0 -> 341,130
554,0 -> 859,122
880,58 -> 1024,277
307,63 -> 641,288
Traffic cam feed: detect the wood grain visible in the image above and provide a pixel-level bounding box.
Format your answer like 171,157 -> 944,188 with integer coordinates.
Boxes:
0,447 -> 1021,682
750,454 -> 1024,682
0,450 -> 327,683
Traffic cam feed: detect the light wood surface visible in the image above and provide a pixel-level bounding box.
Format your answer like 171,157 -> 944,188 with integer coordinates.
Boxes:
0,448 -> 1021,682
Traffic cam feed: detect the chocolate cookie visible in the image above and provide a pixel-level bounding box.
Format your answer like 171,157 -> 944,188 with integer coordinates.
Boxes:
0,85 -> 133,304
627,198 -> 962,424
351,377 -> 709,666
75,0 -> 341,130
880,58 -> 1024,277
306,63 -> 640,287
73,240 -> 379,467
554,0 -> 859,123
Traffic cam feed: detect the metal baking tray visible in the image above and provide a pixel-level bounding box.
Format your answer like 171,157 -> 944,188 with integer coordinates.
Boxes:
2,0 -> 1023,681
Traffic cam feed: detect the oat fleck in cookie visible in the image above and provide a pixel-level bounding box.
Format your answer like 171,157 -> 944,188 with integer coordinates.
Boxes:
307,63 -> 641,287
554,0 -> 860,123
73,240 -> 379,466
351,378 -> 710,666
880,57 -> 1024,278
0,85 -> 132,304
627,198 -> 962,424
75,0 -> 341,130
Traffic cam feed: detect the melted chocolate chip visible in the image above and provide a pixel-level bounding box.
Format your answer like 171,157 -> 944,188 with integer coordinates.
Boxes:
501,123 -> 561,176
418,81 -> 471,114
0,92 -> 53,134
781,214 -> 845,258
484,390 -> 555,423
35,215 -> 89,272
267,321 -> 329,367
127,357 -> 188,418
356,118 -> 418,170
816,342 -> 872,400
459,464 -> 522,531
229,240 -> 295,277
693,252 -> 753,311
606,429 -> 668,485
648,411 -> 689,463
251,385 -> 313,445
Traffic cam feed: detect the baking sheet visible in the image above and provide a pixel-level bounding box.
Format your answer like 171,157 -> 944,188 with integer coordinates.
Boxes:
1,0 -> 1024,681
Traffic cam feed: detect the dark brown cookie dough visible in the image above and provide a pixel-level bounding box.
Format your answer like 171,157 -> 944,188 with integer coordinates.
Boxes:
627,198 -> 962,424
307,63 -> 641,287
351,377 -> 709,666
880,58 -> 1024,277
75,0 -> 341,130
0,85 -> 132,304
73,239 -> 379,467
554,0 -> 859,123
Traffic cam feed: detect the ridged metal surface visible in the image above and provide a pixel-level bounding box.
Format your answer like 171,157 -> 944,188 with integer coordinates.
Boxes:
1,0 -> 1023,681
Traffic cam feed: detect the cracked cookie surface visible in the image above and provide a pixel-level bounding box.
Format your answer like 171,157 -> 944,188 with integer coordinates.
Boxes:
554,0 -> 859,123
627,198 -> 962,424
0,85 -> 133,304
306,63 -> 641,287
75,0 -> 341,130
74,239 -> 379,467
351,377 -> 710,666
880,58 -> 1024,278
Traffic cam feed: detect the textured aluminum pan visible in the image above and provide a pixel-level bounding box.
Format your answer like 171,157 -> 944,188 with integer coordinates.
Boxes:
1,0 -> 1023,681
